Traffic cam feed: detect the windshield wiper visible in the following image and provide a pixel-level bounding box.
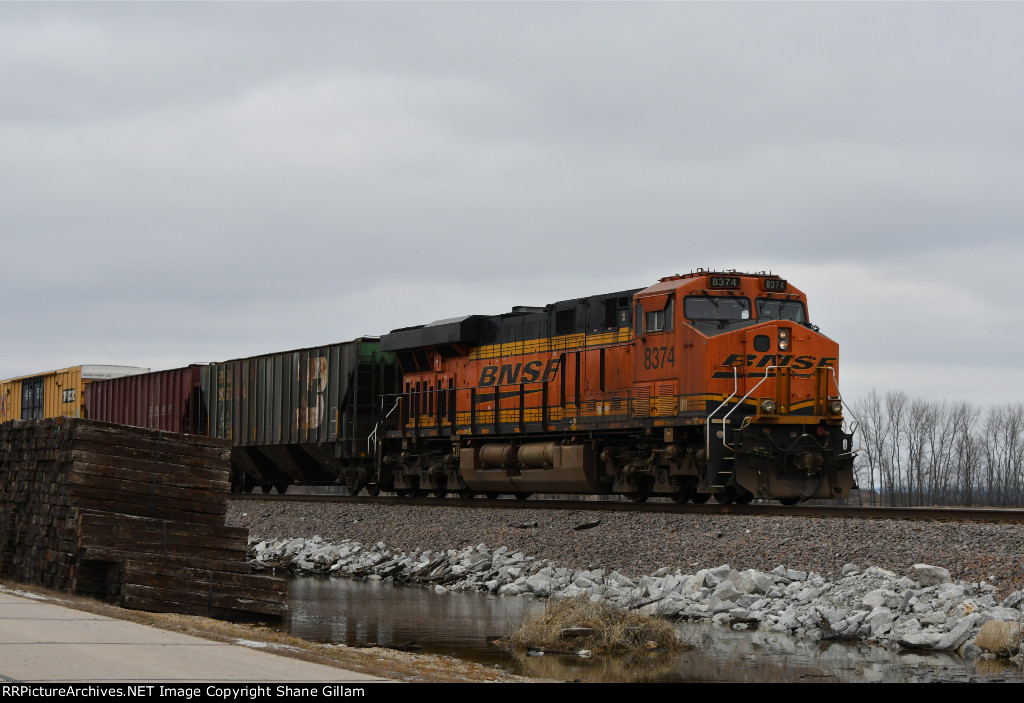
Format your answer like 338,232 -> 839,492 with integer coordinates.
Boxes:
700,292 -> 721,310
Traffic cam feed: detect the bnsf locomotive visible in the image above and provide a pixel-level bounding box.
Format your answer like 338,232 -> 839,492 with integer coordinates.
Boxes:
3,270 -> 857,504
367,269 -> 856,505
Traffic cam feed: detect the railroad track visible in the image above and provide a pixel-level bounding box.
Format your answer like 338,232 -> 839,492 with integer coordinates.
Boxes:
229,493 -> 1024,523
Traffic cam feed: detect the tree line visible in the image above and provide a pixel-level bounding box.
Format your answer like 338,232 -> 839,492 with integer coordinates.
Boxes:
849,390 -> 1024,507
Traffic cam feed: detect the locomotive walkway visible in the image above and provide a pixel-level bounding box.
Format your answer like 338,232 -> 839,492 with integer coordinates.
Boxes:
0,590 -> 391,684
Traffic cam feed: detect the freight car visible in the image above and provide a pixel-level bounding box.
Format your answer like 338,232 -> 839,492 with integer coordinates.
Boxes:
84,364 -> 208,435
80,343 -> 399,495
199,339 -> 398,494
0,365 -> 148,423
355,270 -> 857,505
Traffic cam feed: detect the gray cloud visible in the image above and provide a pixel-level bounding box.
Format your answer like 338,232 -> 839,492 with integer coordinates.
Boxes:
1,2 -> 1022,408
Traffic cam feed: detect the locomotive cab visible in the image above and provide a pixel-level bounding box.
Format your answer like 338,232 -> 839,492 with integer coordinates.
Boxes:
628,271 -> 855,504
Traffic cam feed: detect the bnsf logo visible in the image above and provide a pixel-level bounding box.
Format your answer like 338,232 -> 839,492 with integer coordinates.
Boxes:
478,359 -> 560,387
712,353 -> 837,378
720,354 -> 836,369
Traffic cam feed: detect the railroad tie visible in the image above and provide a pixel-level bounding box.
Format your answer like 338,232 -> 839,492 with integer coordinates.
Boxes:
148,430 -> 164,513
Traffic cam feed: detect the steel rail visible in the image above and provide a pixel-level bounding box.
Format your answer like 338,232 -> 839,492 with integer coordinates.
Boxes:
229,494 -> 1024,523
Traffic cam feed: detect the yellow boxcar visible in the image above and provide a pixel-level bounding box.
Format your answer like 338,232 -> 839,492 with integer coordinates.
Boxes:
0,365 -> 149,422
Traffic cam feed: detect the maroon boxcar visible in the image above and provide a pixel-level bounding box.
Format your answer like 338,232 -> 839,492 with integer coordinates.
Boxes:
85,364 -> 208,435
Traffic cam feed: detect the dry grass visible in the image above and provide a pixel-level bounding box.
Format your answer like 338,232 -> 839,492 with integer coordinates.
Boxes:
0,579 -> 546,683
499,596 -> 685,655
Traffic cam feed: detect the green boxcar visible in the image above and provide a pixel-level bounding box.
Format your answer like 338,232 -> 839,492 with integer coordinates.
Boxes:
201,338 -> 398,493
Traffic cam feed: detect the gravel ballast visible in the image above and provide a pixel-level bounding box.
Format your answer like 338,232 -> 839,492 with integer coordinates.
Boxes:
225,500 -> 1024,600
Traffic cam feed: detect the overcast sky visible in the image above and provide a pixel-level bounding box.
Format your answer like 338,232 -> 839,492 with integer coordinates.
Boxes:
3,2 -> 1022,410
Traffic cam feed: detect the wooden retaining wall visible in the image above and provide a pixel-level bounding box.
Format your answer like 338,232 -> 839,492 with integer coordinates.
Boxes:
0,417 -> 285,619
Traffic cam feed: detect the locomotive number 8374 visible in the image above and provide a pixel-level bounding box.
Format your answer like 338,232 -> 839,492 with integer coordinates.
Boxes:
363,269 -> 858,505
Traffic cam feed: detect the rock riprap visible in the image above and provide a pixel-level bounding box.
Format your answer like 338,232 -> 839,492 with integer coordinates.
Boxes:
247,536 -> 1024,662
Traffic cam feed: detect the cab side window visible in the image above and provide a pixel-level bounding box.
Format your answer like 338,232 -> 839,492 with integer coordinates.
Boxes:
644,299 -> 673,333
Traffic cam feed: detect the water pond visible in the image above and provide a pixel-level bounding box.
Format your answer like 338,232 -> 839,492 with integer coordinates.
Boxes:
283,575 -> 1024,683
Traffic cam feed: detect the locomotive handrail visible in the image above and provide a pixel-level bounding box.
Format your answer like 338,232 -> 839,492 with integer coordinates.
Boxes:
706,366 -> 739,454
367,396 -> 402,456
718,366 -> 779,451
822,365 -> 861,457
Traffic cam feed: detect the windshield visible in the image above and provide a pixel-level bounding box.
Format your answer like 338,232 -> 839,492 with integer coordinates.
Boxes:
684,295 -> 751,321
756,298 -> 807,323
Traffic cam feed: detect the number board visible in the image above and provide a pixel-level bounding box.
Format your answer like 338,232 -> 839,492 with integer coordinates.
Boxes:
708,276 -> 740,289
762,278 -> 788,292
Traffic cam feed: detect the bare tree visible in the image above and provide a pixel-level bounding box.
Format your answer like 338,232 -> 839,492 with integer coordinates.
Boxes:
904,397 -> 934,506
924,400 -> 955,505
981,406 -> 1006,506
1006,404 -> 1024,506
883,391 -> 907,506
853,390 -> 888,506
851,394 -> 1024,507
950,401 -> 979,506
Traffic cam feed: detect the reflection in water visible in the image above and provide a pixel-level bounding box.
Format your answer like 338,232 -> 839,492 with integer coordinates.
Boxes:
284,576 -> 1024,683
287,575 -> 542,667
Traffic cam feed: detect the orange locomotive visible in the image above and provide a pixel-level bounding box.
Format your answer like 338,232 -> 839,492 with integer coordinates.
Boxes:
367,270 -> 857,505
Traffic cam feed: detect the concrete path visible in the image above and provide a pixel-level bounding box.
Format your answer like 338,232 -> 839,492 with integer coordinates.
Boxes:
0,589 -> 391,683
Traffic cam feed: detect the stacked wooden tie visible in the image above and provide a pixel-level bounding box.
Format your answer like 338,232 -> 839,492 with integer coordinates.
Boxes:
0,416 -> 286,619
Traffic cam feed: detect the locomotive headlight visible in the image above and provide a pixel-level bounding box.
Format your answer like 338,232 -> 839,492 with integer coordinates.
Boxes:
778,328 -> 790,351
828,400 -> 843,415
760,399 -> 777,415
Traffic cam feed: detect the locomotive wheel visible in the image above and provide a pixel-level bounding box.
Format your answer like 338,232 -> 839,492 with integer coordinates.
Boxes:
711,487 -> 736,505
734,491 -> 754,505
627,488 -> 650,503
260,483 -> 273,494
779,497 -> 800,506
691,493 -> 711,504
433,487 -> 448,499
457,489 -> 476,499
485,492 -> 501,500
234,472 -> 255,494
669,482 -> 693,504
366,482 -> 381,497
514,492 -> 533,501
274,483 -> 289,495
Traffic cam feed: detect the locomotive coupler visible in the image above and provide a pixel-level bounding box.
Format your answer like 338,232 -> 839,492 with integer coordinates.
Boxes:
793,452 -> 824,473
